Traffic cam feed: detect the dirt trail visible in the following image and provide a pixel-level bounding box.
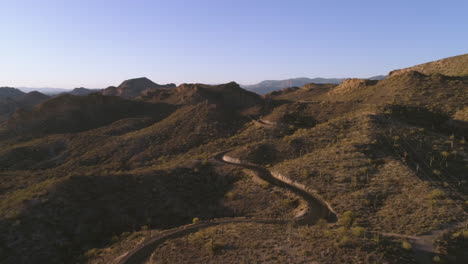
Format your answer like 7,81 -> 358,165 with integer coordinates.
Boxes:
217,152 -> 337,224
380,221 -> 466,264
114,151 -> 336,264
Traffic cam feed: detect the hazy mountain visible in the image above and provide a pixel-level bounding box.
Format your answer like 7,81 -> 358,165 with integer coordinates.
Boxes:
17,87 -> 69,95
67,87 -> 102,96
368,75 -> 387,80
0,87 -> 25,98
242,77 -> 346,95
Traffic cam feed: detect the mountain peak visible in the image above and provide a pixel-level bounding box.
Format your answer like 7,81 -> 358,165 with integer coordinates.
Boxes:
0,87 -> 25,98
102,77 -> 176,98
328,78 -> 378,95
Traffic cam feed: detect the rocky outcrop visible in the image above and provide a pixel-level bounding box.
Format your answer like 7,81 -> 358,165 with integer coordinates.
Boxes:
329,78 -> 378,95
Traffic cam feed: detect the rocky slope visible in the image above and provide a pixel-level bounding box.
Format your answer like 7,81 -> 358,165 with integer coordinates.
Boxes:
390,54 -> 468,77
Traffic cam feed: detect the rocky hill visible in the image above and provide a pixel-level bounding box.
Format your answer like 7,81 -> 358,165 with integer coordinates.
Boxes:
140,82 -> 263,112
390,54 -> 468,77
102,77 -> 176,98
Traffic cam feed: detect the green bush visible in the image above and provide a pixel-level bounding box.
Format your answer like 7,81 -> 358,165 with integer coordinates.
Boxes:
337,236 -> 352,247
192,217 -> 200,224
338,211 -> 355,229
84,248 -> 99,258
224,191 -> 235,200
401,240 -> 412,250
351,226 -> 365,237
429,189 -> 445,200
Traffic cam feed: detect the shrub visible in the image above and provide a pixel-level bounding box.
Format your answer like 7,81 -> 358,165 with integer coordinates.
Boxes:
429,189 -> 445,200
120,231 -> 130,239
351,226 -> 366,237
225,191 -> 235,200
451,229 -> 468,239
205,239 -> 223,256
337,226 -> 347,236
261,181 -> 271,189
323,230 -> 333,237
338,211 -> 355,229
337,236 -> 352,247
84,248 -> 99,258
401,240 -> 412,250
192,217 -> 200,224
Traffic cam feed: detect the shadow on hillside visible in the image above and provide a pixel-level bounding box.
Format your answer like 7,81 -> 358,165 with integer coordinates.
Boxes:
0,164 -> 238,264
376,108 -> 468,196
4,94 -> 177,138
384,104 -> 468,137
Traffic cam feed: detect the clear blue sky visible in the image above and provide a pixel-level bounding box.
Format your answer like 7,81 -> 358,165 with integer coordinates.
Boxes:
0,0 -> 467,88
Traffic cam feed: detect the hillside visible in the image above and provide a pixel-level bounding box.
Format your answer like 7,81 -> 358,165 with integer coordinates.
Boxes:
0,88 -> 49,122
390,54 -> 468,77
0,55 -> 467,264
3,93 -> 175,138
140,82 -> 263,111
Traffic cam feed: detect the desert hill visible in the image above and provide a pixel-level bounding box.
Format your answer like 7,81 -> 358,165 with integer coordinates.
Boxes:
140,82 -> 263,113
4,93 -> 175,137
102,77 -> 176,98
0,55 -> 467,264
390,54 -> 468,77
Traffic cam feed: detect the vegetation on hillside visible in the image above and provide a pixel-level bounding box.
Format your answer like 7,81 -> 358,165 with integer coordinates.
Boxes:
0,55 -> 467,263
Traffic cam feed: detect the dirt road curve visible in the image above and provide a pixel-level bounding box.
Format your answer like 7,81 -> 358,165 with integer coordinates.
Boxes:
114,151 -> 336,264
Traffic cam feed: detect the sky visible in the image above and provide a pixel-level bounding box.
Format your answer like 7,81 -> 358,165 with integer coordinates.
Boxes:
0,0 -> 467,89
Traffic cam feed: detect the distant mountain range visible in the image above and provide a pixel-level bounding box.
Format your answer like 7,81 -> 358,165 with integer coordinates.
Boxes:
17,87 -> 70,95
67,87 -> 102,96
242,76 -> 386,94
11,75 -> 391,97
17,87 -> 102,95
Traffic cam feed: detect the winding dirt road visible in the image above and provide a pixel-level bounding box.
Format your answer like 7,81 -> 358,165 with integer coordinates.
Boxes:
114,151 -> 336,264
